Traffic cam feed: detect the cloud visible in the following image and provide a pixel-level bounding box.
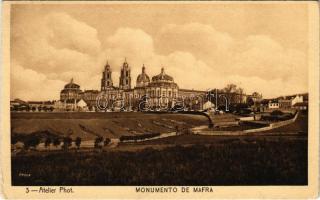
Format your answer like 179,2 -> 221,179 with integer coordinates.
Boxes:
158,24 -> 307,77
156,23 -> 308,97
11,12 -> 308,100
46,12 -> 101,55
11,12 -> 105,100
231,35 -> 307,81
160,23 -> 234,53
11,63 -> 65,100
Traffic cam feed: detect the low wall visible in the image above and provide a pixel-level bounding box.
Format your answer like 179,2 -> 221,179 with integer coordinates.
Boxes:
241,111 -> 298,133
238,116 -> 254,121
120,132 -> 177,143
215,121 -> 239,127
194,111 -> 299,135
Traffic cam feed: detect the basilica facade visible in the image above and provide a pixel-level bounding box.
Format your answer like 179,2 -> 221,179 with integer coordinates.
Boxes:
98,59 -> 181,110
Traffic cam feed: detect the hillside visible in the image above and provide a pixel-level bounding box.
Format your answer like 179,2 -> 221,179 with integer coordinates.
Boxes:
11,112 -> 209,140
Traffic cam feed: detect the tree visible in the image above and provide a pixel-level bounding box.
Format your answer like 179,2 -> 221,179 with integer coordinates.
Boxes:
104,137 -> 111,146
62,136 -> 72,150
75,137 -> 82,150
94,136 -> 103,148
238,88 -> 244,103
53,138 -> 61,148
24,136 -> 40,150
44,138 -> 52,149
222,84 -> 244,104
247,97 -> 255,107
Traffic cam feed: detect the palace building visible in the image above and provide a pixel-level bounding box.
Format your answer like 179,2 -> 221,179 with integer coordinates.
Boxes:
59,58 -> 248,111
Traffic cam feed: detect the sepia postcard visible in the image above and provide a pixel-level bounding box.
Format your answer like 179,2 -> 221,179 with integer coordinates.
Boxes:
1,1 -> 319,199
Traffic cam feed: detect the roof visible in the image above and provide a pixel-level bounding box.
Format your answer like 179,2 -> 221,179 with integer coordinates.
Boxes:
137,66 -> 150,84
148,81 -> 178,88
179,89 -> 207,93
293,102 -> 308,107
84,90 -> 99,93
260,99 -> 269,104
64,99 -> 82,104
269,99 -> 279,103
151,68 -> 174,82
278,99 -> 291,102
137,73 -> 150,84
64,78 -> 80,89
11,99 -> 26,104
28,101 -> 54,105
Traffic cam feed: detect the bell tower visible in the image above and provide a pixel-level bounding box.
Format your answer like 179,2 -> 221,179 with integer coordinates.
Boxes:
119,58 -> 131,90
101,61 -> 113,91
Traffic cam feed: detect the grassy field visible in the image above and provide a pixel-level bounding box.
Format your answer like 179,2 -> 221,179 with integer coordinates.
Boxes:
262,111 -> 308,134
11,112 -> 209,140
11,112 -> 308,186
12,137 -> 307,186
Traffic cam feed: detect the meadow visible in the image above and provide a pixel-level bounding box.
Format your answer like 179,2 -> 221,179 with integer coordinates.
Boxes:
11,112 -> 209,140
11,111 -> 308,186
12,136 -> 307,186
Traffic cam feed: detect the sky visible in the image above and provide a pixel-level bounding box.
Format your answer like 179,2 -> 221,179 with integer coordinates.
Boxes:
10,3 -> 309,100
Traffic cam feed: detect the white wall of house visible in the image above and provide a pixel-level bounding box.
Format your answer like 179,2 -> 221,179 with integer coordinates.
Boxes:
291,95 -> 303,106
203,101 -> 215,110
268,102 -> 279,109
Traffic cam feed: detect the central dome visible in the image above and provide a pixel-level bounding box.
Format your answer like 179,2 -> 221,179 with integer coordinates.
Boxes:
151,67 -> 174,82
136,65 -> 150,87
64,78 -> 80,89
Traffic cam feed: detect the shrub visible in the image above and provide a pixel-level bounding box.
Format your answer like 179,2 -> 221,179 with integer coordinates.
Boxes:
75,137 -> 82,150
62,137 -> 72,150
23,136 -> 40,150
104,138 -> 111,146
53,138 -> 61,147
271,110 -> 284,116
44,138 -> 52,148
94,136 -> 104,148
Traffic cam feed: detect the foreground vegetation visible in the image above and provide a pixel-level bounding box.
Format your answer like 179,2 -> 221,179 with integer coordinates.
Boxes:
12,137 -> 307,186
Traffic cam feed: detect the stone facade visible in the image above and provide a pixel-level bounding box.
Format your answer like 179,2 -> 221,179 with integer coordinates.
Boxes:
59,59 -> 248,111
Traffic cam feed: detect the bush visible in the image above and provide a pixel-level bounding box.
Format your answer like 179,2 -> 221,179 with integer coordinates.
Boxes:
53,138 -> 61,147
75,137 -> 81,149
94,136 -> 104,148
62,137 -> 72,150
104,138 -> 111,146
23,136 -> 40,150
44,138 -> 52,148
271,110 -> 284,116
261,115 -> 279,121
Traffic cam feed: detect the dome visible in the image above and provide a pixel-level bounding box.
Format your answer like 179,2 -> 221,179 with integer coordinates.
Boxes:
151,67 -> 174,82
64,78 -> 80,89
136,65 -> 150,87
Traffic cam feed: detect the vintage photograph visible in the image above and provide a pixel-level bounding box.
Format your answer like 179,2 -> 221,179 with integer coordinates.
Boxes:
6,1 -> 315,191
